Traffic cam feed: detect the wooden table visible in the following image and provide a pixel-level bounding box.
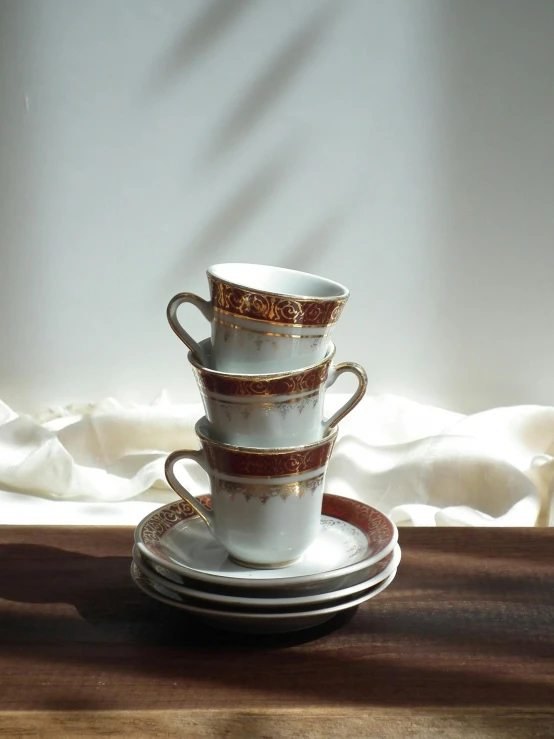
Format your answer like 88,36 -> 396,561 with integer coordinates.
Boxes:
0,526 -> 553,738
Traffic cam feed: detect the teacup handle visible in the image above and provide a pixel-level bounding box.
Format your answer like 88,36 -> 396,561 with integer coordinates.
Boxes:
165,449 -> 214,530
166,292 -> 213,365
323,362 -> 368,433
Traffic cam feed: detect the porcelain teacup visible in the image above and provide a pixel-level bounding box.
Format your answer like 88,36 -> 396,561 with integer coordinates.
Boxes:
189,339 -> 367,447
165,419 -> 338,569
166,263 -> 349,373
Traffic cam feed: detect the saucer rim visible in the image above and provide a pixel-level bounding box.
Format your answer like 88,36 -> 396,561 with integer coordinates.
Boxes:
133,544 -> 401,608
131,561 -> 396,621
135,492 -> 398,590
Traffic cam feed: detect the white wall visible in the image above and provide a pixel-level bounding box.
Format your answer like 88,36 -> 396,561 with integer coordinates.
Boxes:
1,0 -> 553,414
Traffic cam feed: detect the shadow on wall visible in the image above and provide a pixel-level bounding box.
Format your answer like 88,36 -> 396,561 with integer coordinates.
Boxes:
285,209 -> 348,274
284,180 -> 372,273
172,139 -> 302,274
203,2 -> 339,164
156,0 -> 348,275
146,0 -> 257,92
148,0 -> 338,166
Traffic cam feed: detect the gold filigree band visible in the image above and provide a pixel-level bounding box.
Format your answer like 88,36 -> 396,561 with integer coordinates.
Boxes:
192,359 -> 331,397
214,473 -> 325,503
213,305 -> 337,329
209,276 -> 347,328
202,438 -> 335,477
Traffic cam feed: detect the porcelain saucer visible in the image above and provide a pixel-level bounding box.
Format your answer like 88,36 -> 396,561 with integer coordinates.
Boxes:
133,543 -> 401,609
131,561 -> 397,634
135,493 -> 397,596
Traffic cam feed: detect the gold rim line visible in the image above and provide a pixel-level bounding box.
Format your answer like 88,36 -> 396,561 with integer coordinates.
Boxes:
195,422 -> 338,454
213,304 -> 342,329
197,389 -> 322,403
216,474 -> 324,499
188,345 -> 335,380
207,463 -> 332,479
207,273 -> 349,303
213,316 -> 332,340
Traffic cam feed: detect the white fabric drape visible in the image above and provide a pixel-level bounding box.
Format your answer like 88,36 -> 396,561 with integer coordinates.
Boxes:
1,393 -> 552,526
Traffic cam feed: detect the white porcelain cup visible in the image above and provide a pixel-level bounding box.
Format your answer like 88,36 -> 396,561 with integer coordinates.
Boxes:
165,419 -> 338,569
167,263 -> 349,373
189,340 -> 367,447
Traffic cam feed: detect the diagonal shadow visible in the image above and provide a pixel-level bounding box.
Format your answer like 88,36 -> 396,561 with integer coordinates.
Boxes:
2,542 -> 554,722
146,0 -> 256,94
282,177 -> 373,271
0,543 -> 352,649
285,210 -> 347,273
3,561 -> 554,712
178,140 -> 302,270
203,3 -> 338,164
400,528 -> 554,565
283,188 -> 371,273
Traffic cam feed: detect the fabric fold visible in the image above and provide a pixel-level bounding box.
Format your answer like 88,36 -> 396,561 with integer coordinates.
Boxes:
0,393 -> 552,525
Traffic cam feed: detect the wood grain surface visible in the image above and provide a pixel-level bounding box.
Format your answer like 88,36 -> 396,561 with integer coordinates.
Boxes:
0,526 -> 553,738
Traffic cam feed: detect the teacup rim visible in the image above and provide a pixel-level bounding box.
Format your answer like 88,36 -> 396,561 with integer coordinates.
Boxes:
207,263 -> 350,301
188,340 -> 336,379
195,416 -> 339,455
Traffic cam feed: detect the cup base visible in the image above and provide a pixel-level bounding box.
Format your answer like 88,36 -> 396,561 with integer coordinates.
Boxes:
228,553 -> 303,570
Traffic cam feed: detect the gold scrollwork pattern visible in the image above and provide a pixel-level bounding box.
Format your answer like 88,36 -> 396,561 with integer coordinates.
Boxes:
214,473 -> 325,503
209,276 -> 347,328
140,497 -> 212,548
203,438 -> 335,477
322,494 -> 395,553
193,360 -> 330,397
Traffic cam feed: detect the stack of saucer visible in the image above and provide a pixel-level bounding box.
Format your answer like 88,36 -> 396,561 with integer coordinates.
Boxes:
132,264 -> 400,633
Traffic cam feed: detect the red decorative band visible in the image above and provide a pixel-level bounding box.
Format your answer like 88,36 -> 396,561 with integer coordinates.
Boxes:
209,276 -> 347,328
192,358 -> 331,398
202,437 -> 336,477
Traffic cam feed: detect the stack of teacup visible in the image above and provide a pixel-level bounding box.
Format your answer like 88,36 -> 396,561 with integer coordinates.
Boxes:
131,264 -> 400,633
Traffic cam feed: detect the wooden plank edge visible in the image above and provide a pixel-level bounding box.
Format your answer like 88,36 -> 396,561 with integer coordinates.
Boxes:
1,708 -> 553,739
